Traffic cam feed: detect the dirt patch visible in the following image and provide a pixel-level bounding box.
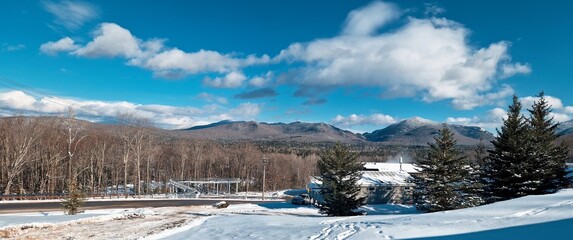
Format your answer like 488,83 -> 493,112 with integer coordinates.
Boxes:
0,207 -> 205,239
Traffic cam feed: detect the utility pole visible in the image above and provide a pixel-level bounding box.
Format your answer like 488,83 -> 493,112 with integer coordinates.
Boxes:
262,156 -> 269,201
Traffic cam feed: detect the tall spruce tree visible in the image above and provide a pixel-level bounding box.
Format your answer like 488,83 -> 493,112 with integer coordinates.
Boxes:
484,95 -> 533,201
413,124 -> 480,212
528,92 -> 571,193
469,139 -> 488,201
317,143 -> 365,216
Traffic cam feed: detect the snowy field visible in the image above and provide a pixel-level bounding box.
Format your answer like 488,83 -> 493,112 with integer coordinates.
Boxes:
1,189 -> 572,239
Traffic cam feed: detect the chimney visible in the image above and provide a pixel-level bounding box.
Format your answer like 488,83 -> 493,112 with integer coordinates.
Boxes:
399,157 -> 403,171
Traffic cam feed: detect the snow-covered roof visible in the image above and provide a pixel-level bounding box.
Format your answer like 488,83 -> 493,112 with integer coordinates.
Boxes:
358,171 -> 413,186
363,162 -> 418,173
308,169 -> 413,189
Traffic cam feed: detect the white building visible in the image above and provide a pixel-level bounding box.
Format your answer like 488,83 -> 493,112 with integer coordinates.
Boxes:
307,161 -> 418,204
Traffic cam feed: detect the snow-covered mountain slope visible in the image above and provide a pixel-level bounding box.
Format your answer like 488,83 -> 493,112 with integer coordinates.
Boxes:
364,117 -> 494,146
557,119 -> 573,135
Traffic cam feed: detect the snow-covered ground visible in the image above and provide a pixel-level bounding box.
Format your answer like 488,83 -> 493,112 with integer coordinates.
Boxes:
1,189 -> 573,239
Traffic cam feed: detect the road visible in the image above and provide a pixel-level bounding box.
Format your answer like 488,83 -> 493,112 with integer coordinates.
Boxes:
0,198 -> 273,214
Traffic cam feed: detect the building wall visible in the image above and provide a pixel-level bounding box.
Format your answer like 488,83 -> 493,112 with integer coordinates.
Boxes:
360,185 -> 414,204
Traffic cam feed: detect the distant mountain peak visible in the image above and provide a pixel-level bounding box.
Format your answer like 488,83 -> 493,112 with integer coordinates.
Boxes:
181,120 -> 364,143
557,119 -> 573,135
364,116 -> 493,146
402,117 -> 438,126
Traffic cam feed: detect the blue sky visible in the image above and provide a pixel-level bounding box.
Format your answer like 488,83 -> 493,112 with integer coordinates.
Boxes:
1,0 -> 572,132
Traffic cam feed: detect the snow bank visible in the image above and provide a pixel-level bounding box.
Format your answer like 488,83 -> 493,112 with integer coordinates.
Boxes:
159,189 -> 573,240
2,189 -> 572,239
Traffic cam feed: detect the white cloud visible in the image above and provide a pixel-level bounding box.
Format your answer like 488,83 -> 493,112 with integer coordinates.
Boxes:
229,103 -> 262,118
249,71 -> 274,87
501,63 -> 531,78
142,48 -> 239,75
520,95 -> 572,124
196,92 -> 228,105
446,107 -> 507,132
277,2 -> 530,110
42,0 -> 98,31
73,23 -> 141,58
489,107 -> 508,121
2,44 -> 26,52
551,112 -> 571,123
447,99 -> 573,133
331,113 -> 396,127
40,37 -> 79,55
451,84 -> 514,110
0,90 -> 261,129
203,71 -> 247,88
342,1 -> 400,36
520,95 -> 564,109
41,23 -> 269,79
423,3 -> 446,17
0,91 -> 38,110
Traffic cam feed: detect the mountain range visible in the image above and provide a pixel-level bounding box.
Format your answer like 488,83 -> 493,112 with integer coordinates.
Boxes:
557,120 -> 573,136
180,117 -> 497,146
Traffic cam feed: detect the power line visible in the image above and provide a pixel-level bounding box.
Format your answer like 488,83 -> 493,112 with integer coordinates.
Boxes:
0,76 -> 101,117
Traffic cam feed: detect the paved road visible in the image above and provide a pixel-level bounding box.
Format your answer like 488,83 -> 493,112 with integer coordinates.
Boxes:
0,199 -> 274,214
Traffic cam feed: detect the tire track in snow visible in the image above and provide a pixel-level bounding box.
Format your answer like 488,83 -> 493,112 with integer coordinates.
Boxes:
310,217 -> 357,240
335,223 -> 359,240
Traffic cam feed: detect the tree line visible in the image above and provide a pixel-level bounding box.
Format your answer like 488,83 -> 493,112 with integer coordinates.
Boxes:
0,111 -> 318,197
414,92 -> 571,212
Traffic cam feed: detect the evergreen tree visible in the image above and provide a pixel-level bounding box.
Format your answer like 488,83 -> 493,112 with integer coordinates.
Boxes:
317,143 -> 365,216
469,139 -> 488,201
528,92 -> 571,193
413,124 -> 480,212
61,185 -> 86,215
484,95 -> 533,201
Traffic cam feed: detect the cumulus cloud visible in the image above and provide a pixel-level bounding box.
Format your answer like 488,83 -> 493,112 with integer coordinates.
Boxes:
42,0 -> 98,31
520,95 -> 564,110
276,2 -> 530,110
40,37 -> 79,55
203,71 -> 247,88
249,71 -> 274,87
40,23 -> 269,79
447,94 -> 573,132
342,1 -> 400,36
446,107 -> 507,132
74,23 -> 141,58
229,102 -> 262,117
551,112 -> 571,123
234,88 -> 278,99
331,113 -> 396,127
0,90 -> 261,129
520,95 -> 572,123
501,63 -> 532,78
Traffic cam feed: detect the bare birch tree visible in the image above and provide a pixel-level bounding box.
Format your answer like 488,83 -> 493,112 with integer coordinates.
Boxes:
1,117 -> 43,195
61,109 -> 87,193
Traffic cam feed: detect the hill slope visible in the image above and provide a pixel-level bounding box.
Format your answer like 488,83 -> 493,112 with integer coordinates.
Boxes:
181,118 -> 494,146
364,117 -> 494,146
181,121 -> 365,143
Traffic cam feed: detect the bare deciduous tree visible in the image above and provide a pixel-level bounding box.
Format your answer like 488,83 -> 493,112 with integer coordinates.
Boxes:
1,117 -> 43,195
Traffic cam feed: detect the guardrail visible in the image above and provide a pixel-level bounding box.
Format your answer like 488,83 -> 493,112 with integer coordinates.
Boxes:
0,194 -> 141,201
